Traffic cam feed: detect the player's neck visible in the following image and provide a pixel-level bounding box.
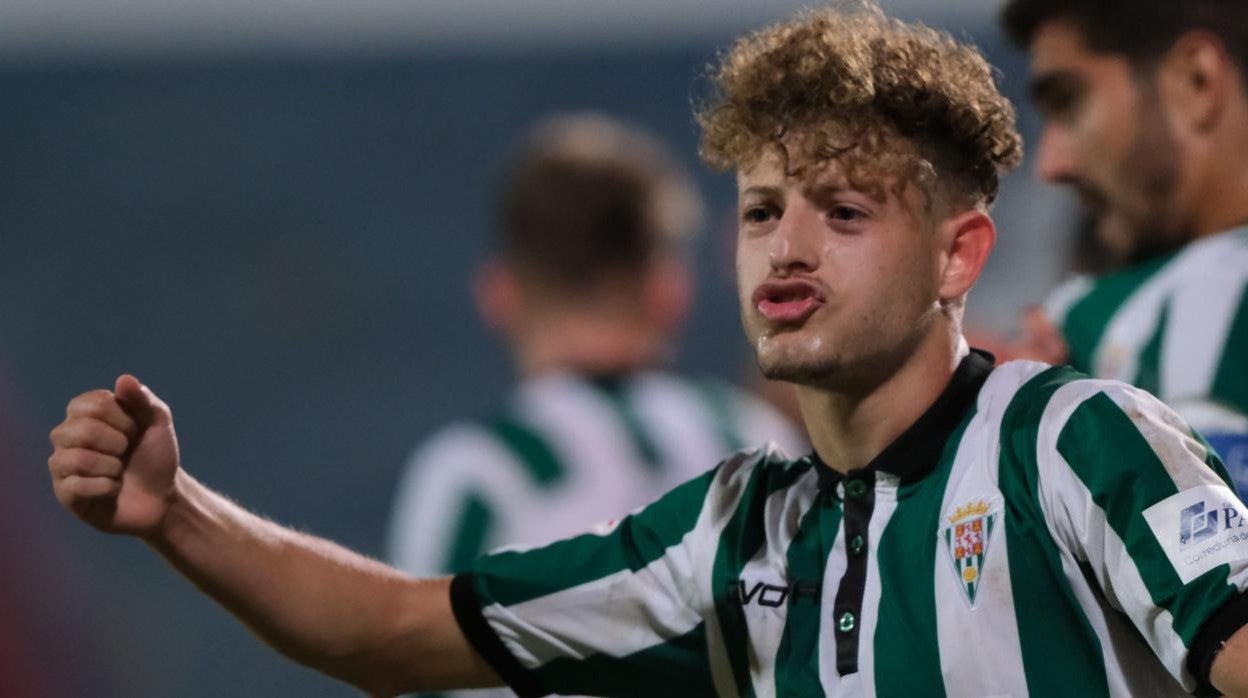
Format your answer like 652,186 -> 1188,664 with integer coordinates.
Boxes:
514,314 -> 668,379
1186,169 -> 1248,238
798,326 -> 968,476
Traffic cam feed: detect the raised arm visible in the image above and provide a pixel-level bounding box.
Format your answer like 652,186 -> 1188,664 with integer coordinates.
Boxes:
47,375 -> 500,696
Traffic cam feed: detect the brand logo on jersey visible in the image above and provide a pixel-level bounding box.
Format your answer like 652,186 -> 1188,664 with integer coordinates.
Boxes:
940,499 -> 998,607
1178,500 -> 1233,549
1145,484 -> 1248,584
725,579 -> 820,608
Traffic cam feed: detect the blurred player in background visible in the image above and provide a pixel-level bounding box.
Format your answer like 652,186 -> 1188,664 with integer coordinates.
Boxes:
1002,0 -> 1248,491
387,114 -> 804,590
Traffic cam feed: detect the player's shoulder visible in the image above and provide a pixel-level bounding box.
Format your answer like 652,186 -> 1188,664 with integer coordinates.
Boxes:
400,408 -> 563,482
651,371 -> 808,453
991,359 -> 1180,444
404,420 -> 502,466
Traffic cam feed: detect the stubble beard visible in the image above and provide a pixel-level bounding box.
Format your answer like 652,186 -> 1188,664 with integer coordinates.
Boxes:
1105,88 -> 1191,264
754,330 -> 843,386
752,305 -> 939,394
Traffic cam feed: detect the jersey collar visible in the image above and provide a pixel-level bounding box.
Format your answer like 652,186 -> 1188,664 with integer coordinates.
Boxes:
812,349 -> 995,489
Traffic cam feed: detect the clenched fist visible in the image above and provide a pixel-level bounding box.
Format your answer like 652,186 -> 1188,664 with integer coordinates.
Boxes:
48,375 -> 180,537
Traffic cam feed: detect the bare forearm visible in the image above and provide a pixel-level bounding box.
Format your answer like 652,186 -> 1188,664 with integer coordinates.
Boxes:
147,470 -> 495,695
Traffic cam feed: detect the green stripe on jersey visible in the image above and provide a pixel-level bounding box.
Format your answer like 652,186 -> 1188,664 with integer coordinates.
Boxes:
534,621 -> 716,697
998,366 -> 1110,696
473,465 -> 719,607
1061,256 -> 1171,373
591,380 -> 664,471
1056,392 -> 1240,645
485,416 -> 565,486
711,458 -> 816,697
773,489 -> 841,695
871,405 -> 977,696
1212,282 -> 1248,414
1132,301 -> 1169,396
446,494 -> 493,574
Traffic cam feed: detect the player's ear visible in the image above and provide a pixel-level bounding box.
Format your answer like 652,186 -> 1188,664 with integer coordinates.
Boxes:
936,208 -> 995,303
1156,30 -> 1234,135
473,258 -> 524,336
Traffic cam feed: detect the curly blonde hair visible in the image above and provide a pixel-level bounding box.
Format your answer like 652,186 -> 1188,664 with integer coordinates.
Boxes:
698,2 -> 1022,207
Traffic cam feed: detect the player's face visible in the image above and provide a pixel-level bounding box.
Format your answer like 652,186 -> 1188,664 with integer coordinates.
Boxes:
1028,19 -> 1188,263
735,147 -> 944,390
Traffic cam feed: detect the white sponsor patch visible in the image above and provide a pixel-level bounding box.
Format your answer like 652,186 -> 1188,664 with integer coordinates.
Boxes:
1143,484 -> 1248,584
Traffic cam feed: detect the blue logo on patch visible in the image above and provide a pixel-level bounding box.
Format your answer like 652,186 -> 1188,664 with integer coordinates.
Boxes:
1180,501 -> 1220,548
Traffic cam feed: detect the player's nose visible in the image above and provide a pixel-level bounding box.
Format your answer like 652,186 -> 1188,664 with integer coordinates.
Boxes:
768,203 -> 821,272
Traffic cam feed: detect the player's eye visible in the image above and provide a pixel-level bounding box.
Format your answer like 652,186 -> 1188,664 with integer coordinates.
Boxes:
742,206 -> 776,224
828,205 -> 864,223
1035,78 -> 1084,124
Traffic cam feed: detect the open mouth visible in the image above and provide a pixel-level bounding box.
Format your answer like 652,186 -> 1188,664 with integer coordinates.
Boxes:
753,279 -> 825,325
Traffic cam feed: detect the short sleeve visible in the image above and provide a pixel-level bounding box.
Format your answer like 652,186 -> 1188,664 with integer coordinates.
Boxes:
449,466 -> 722,698
1171,398 -> 1248,499
1033,379 -> 1248,693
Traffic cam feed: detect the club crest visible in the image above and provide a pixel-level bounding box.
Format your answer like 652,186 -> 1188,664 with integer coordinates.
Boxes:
940,499 -> 999,607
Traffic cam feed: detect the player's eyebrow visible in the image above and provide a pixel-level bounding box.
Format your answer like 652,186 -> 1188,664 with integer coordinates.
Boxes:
739,185 -> 785,200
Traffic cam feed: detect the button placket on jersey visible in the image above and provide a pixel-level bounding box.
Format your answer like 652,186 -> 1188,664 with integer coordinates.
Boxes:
831,469 -> 874,676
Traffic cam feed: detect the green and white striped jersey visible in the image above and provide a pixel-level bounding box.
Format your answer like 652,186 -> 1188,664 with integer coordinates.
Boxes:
388,370 -> 805,577
1045,226 -> 1248,493
450,351 -> 1248,697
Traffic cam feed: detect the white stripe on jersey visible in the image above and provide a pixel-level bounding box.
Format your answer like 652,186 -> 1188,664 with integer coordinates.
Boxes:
481,529 -> 705,668
934,366 -> 1031,698
1162,233 -> 1248,403
856,472 -> 900,698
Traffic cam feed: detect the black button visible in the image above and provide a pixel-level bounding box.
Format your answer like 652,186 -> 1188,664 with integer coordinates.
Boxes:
845,479 -> 868,499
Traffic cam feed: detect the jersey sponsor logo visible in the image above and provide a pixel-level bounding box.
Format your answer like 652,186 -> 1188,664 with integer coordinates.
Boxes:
940,499 -> 999,607
725,579 -> 820,608
1144,483 -> 1248,584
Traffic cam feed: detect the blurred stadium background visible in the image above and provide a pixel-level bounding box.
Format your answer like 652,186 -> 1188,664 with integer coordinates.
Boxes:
0,1 -> 1073,695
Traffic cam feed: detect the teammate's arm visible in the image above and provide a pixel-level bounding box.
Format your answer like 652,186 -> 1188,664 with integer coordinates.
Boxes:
47,376 -> 501,696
